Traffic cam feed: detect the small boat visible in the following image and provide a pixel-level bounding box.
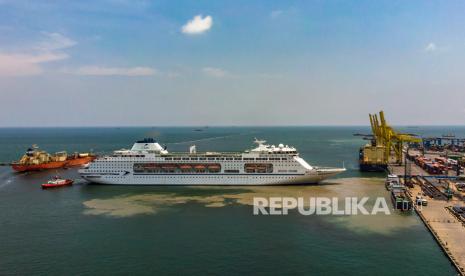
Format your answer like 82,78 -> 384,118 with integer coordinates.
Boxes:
41,176 -> 74,189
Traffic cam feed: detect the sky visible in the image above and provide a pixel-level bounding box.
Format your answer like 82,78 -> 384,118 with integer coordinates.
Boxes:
0,0 -> 464,127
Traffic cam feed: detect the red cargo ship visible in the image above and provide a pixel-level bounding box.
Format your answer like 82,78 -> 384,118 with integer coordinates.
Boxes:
64,153 -> 96,167
12,145 -> 96,172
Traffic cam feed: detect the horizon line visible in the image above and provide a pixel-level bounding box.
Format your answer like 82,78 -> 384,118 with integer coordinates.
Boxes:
1,124 -> 465,128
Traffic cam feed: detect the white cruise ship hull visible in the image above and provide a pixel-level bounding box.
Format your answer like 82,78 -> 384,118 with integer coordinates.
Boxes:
80,168 -> 345,185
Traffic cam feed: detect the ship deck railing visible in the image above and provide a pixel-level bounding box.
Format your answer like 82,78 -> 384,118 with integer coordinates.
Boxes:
109,151 -> 298,158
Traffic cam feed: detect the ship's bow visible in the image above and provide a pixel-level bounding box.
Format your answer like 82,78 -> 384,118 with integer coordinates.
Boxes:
311,167 -> 346,182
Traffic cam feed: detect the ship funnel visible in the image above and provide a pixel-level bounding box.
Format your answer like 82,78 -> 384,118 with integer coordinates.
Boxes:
190,145 -> 197,154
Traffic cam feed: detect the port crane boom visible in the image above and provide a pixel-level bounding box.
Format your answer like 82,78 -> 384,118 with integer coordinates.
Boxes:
369,111 -> 421,164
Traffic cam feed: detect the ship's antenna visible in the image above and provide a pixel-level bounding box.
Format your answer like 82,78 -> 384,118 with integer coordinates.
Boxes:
254,138 -> 266,145
342,161 -> 345,169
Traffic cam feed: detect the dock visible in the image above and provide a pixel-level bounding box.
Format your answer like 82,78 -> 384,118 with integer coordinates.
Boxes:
358,110 -> 465,274
389,161 -> 465,275
388,163 -> 429,177
407,184 -> 465,275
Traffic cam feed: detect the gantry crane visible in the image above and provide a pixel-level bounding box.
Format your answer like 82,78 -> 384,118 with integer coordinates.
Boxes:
369,111 -> 421,164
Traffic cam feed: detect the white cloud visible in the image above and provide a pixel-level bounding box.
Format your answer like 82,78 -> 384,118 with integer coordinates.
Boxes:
0,33 -> 74,77
424,42 -> 436,52
71,66 -> 157,76
0,53 -> 67,76
181,15 -> 213,35
163,71 -> 181,78
36,32 -> 77,51
202,68 -> 280,79
257,73 -> 283,79
270,10 -> 283,18
202,67 -> 230,78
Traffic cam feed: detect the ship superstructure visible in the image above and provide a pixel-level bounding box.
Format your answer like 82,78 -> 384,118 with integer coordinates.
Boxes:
78,138 -> 345,185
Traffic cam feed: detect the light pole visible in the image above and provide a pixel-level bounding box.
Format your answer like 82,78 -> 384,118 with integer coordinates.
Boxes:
404,144 -> 409,186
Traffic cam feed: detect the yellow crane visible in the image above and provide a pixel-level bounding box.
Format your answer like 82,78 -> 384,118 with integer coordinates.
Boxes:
369,111 -> 421,164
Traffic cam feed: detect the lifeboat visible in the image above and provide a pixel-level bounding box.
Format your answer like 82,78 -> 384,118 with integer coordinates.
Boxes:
41,176 -> 74,189
194,165 -> 206,172
179,165 -> 192,171
207,164 -> 221,172
161,164 -> 177,172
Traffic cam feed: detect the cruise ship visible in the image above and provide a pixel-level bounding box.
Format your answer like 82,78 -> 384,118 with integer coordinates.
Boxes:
78,138 -> 346,185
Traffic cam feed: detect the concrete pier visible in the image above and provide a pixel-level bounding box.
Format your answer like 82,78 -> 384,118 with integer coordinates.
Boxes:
389,154 -> 465,275
388,163 -> 429,177
408,185 -> 465,275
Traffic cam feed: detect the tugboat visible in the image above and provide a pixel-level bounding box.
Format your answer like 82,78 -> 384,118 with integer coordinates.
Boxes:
41,176 -> 74,189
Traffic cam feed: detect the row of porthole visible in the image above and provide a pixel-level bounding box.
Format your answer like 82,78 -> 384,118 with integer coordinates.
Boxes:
103,176 -> 296,181
100,159 -> 294,163
105,176 -> 293,179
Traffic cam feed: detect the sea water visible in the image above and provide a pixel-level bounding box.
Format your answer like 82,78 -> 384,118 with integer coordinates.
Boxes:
0,126 -> 460,275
